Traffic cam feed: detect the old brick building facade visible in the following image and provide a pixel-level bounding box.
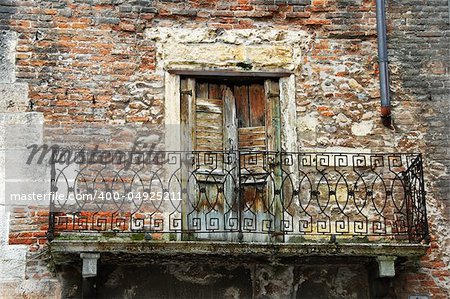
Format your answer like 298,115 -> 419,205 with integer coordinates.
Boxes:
0,0 -> 449,298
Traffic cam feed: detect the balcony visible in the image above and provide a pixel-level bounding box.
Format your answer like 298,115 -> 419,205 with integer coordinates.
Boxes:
47,150 -> 429,262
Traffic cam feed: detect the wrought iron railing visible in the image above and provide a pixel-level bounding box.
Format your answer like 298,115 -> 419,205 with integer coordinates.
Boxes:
47,150 -> 429,243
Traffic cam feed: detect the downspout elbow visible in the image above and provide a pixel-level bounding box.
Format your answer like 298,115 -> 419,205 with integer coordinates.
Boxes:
381,106 -> 393,129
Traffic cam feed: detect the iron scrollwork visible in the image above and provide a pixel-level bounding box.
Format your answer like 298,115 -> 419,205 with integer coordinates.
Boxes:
47,150 -> 429,243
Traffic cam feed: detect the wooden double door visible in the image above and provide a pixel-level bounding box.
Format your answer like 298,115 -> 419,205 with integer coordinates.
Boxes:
180,77 -> 281,237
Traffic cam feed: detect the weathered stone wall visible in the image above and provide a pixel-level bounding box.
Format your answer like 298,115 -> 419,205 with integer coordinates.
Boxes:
0,0 -> 448,298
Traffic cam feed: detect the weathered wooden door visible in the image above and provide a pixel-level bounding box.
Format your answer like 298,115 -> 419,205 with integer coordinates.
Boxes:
180,78 -> 281,240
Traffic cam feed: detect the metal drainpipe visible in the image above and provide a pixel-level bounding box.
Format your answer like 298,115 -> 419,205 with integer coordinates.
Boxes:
376,0 -> 393,128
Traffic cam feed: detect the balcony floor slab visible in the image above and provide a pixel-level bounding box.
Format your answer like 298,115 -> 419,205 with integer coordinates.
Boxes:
49,240 -> 429,265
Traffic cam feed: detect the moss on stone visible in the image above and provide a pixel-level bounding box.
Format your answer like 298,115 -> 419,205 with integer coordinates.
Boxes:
131,233 -> 145,241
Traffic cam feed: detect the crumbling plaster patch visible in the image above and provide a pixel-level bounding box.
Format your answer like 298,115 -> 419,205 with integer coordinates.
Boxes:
351,120 -> 374,136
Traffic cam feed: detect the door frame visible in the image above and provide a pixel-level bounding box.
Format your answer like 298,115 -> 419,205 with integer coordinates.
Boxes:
164,71 -> 298,239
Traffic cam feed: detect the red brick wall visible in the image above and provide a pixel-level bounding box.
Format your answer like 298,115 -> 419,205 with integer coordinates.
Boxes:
8,207 -> 48,251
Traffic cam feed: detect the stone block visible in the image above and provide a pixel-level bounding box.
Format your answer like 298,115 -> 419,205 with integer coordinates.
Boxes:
0,31 -> 17,84
0,207 -> 27,282
80,253 -> 100,278
245,46 -> 293,67
0,242 -> 27,280
0,83 -> 29,112
163,44 -> 246,65
376,256 -> 396,277
0,112 -> 43,147
0,113 -> 47,209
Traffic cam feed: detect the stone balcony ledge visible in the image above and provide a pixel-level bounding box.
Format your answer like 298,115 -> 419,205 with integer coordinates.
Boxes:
49,239 -> 429,265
